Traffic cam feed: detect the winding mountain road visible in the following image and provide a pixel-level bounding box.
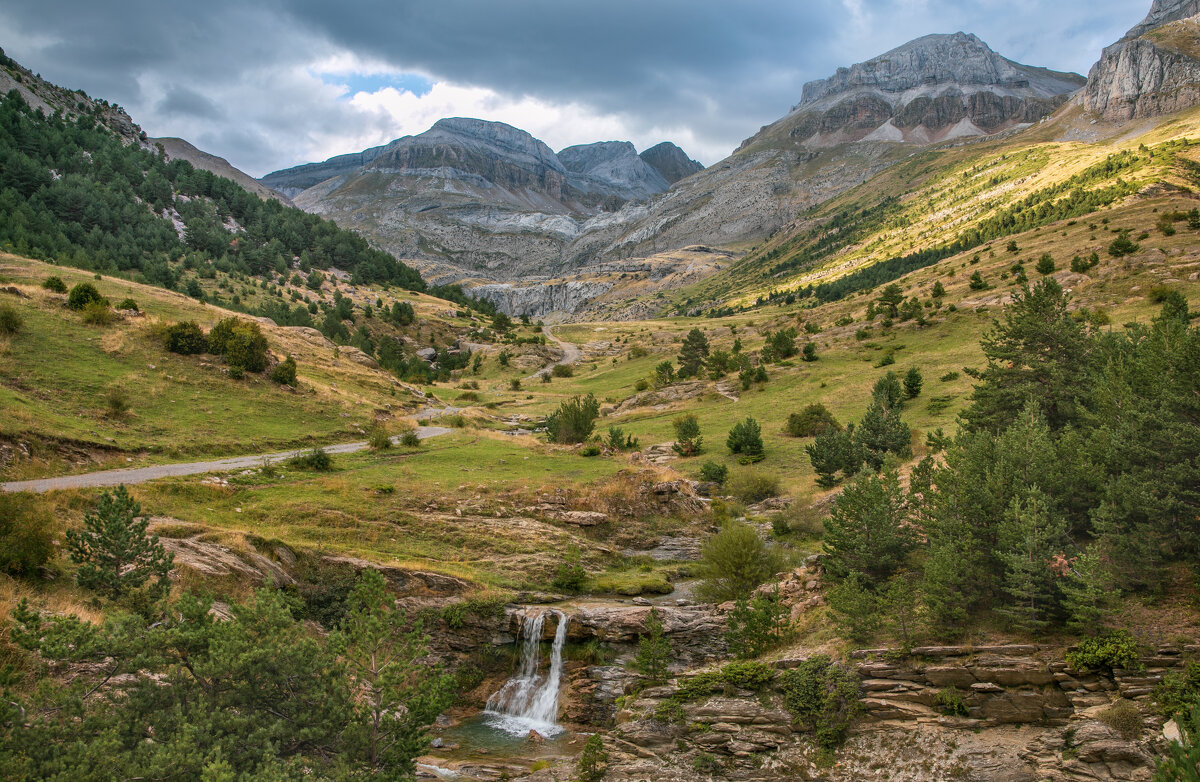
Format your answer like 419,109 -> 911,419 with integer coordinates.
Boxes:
1,425 -> 452,494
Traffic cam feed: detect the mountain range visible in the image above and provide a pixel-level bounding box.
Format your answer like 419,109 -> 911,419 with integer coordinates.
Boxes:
257,31 -> 1093,308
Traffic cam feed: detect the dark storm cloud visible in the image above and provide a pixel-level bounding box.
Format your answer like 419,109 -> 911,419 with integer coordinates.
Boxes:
158,87 -> 225,120
0,0 -> 1152,175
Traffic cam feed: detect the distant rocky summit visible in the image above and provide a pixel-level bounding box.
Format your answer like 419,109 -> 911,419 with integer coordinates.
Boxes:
558,140 -> 669,201
777,32 -> 1085,147
638,142 -> 704,184
1081,0 -> 1200,120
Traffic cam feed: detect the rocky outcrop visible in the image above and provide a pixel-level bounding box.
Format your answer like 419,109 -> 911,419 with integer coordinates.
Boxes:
1080,0 -> 1200,120
559,141 -> 669,201
638,142 -> 705,184
259,144 -> 390,198
468,279 -> 614,317
786,33 -> 1085,146
604,643 -> 1191,781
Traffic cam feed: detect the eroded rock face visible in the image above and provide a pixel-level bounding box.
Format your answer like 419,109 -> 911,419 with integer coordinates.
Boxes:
559,141 -> 669,201
469,280 -> 614,318
1080,0 -> 1200,120
789,33 -> 1084,145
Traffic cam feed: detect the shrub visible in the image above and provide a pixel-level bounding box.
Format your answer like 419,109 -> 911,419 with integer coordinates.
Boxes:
699,460 -> 728,486
779,655 -> 862,749
726,417 -> 765,464
0,303 -> 23,336
935,687 -> 970,717
1154,661 -> 1200,718
1036,254 -> 1056,275
551,545 -> 587,593
1108,232 -> 1140,257
545,394 -> 600,444
672,413 -> 703,457
551,363 -> 574,378
726,594 -> 790,659
1066,630 -> 1143,672
726,467 -> 782,504
290,447 -> 333,472
968,271 -> 988,291
81,302 -> 116,325
164,321 -> 207,354
509,378 -> 521,391
0,494 -> 55,577
116,298 -> 139,311
696,521 -> 784,602
209,318 -> 268,372
368,426 -> 392,450
939,370 -> 960,382
721,660 -> 775,690
398,428 -> 422,447
42,275 -> 67,293
604,426 -> 639,451
580,444 -> 602,457
634,378 -> 650,392
66,282 -> 106,310
104,387 -> 130,417
269,356 -> 297,385
786,403 -> 840,437
802,342 -> 818,362
1098,699 -> 1142,739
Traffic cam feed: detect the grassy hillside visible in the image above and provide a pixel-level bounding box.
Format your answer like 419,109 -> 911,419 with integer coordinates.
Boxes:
0,255 -> 432,479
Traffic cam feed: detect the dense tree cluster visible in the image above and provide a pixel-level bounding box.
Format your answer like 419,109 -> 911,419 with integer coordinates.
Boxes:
824,280 -> 1199,636
0,90 -> 425,291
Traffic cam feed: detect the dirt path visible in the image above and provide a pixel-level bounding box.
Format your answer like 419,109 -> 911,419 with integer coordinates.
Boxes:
1,426 -> 453,494
528,326 -> 584,378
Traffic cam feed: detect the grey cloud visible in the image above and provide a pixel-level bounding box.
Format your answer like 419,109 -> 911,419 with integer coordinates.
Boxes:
158,86 -> 225,120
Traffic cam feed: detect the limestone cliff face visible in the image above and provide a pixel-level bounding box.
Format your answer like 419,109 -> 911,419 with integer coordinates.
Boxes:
1081,0 -> 1200,120
785,33 -> 1085,145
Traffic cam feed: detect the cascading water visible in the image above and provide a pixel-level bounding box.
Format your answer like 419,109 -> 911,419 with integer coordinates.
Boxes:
483,609 -> 570,737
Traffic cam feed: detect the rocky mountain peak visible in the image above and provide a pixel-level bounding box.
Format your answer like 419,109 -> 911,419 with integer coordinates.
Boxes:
558,141 -> 668,200
1080,0 -> 1200,120
639,142 -> 704,184
776,32 -> 1084,147
1124,0 -> 1200,40
415,118 -> 566,174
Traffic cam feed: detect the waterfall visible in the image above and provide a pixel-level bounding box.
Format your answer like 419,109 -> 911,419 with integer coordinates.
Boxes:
483,609 -> 570,737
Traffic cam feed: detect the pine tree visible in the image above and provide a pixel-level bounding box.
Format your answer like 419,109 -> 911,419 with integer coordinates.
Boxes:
903,367 -> 923,399
806,424 -> 861,487
822,469 -> 913,585
872,371 -> 903,408
65,486 -> 173,600
677,328 -> 709,377
634,608 -> 671,682
995,491 -> 1068,632
672,414 -> 703,456
727,417 -> 765,464
577,734 -> 609,782
853,398 -> 911,471
335,569 -> 456,775
960,279 -> 1095,433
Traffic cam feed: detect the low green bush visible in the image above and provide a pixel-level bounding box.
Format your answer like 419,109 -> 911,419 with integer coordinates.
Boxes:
164,321 -> 207,355
290,447 -> 333,472
1098,699 -> 1142,739
1066,630 -> 1143,672
66,282 -> 106,310
42,276 -> 67,293
726,467 -> 781,503
80,302 -> 116,325
785,403 -> 840,437
269,356 -> 297,385
779,655 -> 862,749
0,303 -> 23,336
935,687 -> 970,717
0,494 -> 55,577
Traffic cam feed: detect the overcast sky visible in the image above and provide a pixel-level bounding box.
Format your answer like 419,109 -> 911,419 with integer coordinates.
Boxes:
1,1 -> 1145,177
